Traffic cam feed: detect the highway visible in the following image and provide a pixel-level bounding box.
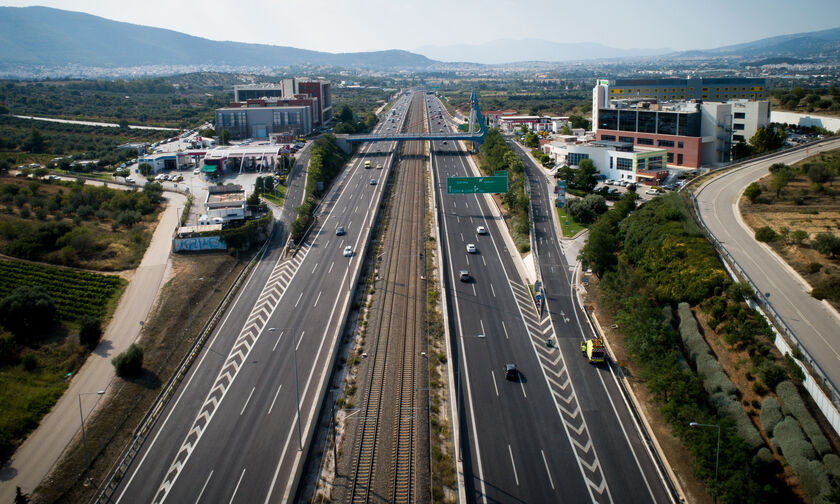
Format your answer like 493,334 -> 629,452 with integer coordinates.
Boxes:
694,138 -> 840,397
428,93 -> 672,503
110,94 -> 413,503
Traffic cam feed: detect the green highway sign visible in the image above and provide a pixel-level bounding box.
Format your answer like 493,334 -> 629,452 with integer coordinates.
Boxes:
446,174 -> 508,194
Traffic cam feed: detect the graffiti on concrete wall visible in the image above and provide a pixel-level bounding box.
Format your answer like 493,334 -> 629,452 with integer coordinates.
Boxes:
173,236 -> 226,252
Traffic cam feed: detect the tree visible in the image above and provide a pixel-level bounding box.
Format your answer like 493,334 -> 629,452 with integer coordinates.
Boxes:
78,315 -> 102,350
112,343 -> 143,377
219,129 -> 230,146
768,163 -> 793,198
246,191 -> 261,211
574,158 -> 598,192
14,487 -> 29,504
806,163 -> 832,184
338,104 -> 354,123
22,128 -> 46,153
142,182 -> 163,203
754,226 -> 778,242
749,125 -> 785,154
0,286 -> 56,341
138,163 -> 152,176
579,217 -> 618,277
791,229 -> 808,245
813,233 -> 840,258
559,124 -> 572,135
568,115 -> 590,130
566,194 -> 608,224
743,182 -> 762,203
523,131 -> 539,148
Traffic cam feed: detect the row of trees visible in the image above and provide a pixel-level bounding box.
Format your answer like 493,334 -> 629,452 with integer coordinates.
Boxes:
478,129 -> 530,252
290,135 -> 348,242
333,105 -> 378,134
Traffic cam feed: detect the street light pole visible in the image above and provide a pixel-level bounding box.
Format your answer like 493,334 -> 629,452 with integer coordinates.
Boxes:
78,390 -> 105,485
690,421 -> 721,503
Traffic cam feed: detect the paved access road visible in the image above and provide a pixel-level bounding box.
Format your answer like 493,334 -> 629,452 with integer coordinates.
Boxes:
695,138 -> 840,395
110,94 -> 413,503
429,95 -> 672,504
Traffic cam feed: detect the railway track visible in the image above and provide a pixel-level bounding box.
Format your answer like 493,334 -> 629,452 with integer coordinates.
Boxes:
348,92 -> 427,504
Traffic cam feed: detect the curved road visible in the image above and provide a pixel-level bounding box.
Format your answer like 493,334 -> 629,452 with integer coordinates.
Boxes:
695,138 -> 840,396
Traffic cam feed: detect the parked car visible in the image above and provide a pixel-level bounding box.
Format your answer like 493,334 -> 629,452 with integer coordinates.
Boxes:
125,177 -> 136,184
645,188 -> 662,195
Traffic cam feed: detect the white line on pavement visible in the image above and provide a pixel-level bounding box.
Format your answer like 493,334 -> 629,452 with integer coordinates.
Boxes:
195,470 -> 213,504
229,468 -> 246,504
492,371 -> 499,396
541,449 -> 555,490
508,445 -> 519,486
268,384 -> 283,415
240,387 -> 255,416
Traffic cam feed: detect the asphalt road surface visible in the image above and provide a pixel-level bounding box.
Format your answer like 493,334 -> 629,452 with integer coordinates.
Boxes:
111,94 -> 413,503
695,138 -> 840,397
429,94 -> 672,504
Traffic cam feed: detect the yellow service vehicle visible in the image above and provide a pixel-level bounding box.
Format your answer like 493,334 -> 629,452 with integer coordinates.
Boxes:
580,337 -> 607,364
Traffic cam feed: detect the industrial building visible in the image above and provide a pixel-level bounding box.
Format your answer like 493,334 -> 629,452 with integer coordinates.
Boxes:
592,78 -> 771,167
543,140 -> 669,185
215,105 -> 313,139
137,152 -> 191,173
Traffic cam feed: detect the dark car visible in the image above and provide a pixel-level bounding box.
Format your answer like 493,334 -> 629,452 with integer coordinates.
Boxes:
459,270 -> 470,282
335,226 -> 345,236
504,364 -> 518,380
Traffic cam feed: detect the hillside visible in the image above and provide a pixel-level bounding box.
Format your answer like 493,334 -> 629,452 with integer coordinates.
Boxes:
0,6 -> 435,70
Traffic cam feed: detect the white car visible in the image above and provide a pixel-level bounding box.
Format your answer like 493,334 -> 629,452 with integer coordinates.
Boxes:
466,243 -> 477,254
343,246 -> 353,257
645,188 -> 661,195
125,177 -> 135,184
193,168 -> 201,175
476,226 -> 487,235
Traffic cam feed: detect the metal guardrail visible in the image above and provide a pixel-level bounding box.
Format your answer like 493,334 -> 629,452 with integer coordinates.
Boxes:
687,191 -> 840,411
93,225 -> 274,503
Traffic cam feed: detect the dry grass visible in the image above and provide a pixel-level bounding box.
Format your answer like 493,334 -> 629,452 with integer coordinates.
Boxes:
33,253 -> 243,503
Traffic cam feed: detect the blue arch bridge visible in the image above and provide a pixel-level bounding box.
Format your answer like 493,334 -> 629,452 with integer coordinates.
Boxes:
334,91 -> 486,153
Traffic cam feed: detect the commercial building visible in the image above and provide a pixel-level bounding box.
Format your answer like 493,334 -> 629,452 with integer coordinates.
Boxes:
204,184 -> 246,225
137,152 -> 191,173
232,78 -> 332,124
215,105 -> 313,140
498,115 -> 572,134
201,144 -> 290,176
592,79 -> 771,167
596,77 -> 766,102
545,140 -> 669,185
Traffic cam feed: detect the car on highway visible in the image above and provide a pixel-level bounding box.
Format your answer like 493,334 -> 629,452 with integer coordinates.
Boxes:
504,363 -> 518,380
466,243 -> 476,254
343,246 -> 353,257
476,226 -> 487,235
442,141 -> 447,144
336,226 -> 345,236
370,178 -> 377,185
459,270 -> 470,282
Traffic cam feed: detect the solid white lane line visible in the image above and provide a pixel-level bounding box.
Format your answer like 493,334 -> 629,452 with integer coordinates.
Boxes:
271,330 -> 284,352
296,330 -> 305,351
491,371 -> 499,396
541,449 -> 555,490
294,292 -> 303,307
229,468 -> 246,504
490,283 -> 496,297
311,263 -> 318,274
328,261 -> 334,273
313,291 -> 322,308
195,470 -> 213,504
240,387 -> 255,416
268,384 -> 283,415
502,321 -> 509,339
508,445 -> 520,486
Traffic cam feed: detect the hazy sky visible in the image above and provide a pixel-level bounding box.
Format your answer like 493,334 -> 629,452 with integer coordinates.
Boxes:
3,0 -> 840,53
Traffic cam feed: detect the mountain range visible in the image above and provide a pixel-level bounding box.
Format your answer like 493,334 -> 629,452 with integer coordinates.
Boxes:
0,6 -> 434,70
0,6 -> 838,74
415,39 -> 673,64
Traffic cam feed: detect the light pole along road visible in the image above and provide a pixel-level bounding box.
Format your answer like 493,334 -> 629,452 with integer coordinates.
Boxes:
694,138 -> 840,400
430,93 -> 673,504
110,94 -> 413,503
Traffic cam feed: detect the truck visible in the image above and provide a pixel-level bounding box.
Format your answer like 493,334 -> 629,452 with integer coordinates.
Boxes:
364,160 -> 371,169
580,337 -> 606,364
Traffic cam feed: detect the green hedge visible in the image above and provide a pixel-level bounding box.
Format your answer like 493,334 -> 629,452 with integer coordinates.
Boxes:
760,396 -> 783,434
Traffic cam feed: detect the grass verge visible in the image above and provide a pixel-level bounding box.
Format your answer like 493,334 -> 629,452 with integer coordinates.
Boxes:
556,205 -> 586,237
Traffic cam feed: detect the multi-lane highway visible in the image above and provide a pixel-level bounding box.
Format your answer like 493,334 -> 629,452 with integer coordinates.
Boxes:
428,93 -> 673,503
695,138 -> 840,397
109,94 -> 413,503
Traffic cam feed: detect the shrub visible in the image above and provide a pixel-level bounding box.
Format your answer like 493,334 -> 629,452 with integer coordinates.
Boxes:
754,447 -> 775,466
718,398 -> 764,451
744,182 -> 762,203
21,353 -> 37,371
755,226 -> 778,242
785,353 -> 805,382
772,416 -> 815,460
77,315 -> 102,350
776,381 -> 832,456
824,454 -> 840,478
791,229 -> 809,244
112,343 -> 143,377
788,455 -> 832,503
813,232 -> 840,258
805,262 -> 822,274
757,361 -> 788,389
760,397 -> 783,433
811,275 -> 840,302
